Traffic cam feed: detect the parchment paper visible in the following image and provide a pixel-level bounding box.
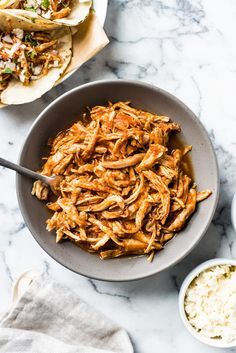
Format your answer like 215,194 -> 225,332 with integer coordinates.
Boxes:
65,11 -> 109,75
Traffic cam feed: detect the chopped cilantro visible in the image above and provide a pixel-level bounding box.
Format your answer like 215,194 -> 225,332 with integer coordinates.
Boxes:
42,0 -> 49,8
31,18 -> 36,23
3,67 -> 12,74
25,6 -> 36,11
26,50 -> 37,59
24,34 -> 37,46
30,50 -> 37,59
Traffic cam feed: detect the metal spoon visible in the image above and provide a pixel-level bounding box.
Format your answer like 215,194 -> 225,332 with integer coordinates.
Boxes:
0,157 -> 62,194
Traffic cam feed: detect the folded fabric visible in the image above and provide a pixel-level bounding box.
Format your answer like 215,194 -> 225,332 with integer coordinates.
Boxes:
0,272 -> 133,353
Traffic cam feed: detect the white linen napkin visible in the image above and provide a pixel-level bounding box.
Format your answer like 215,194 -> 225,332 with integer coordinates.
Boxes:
0,272 -> 133,353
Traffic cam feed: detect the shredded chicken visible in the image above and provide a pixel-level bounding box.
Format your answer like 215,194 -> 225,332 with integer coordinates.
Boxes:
0,29 -> 61,93
32,102 -> 212,261
6,0 -> 72,20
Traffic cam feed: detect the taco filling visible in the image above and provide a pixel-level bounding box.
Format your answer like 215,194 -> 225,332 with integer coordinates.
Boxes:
0,28 -> 62,94
3,0 -> 72,19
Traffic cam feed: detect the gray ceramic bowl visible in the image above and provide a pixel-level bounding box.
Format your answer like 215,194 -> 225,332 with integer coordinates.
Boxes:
17,80 -> 219,281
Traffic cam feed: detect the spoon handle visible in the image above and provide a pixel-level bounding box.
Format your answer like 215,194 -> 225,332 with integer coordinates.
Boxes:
0,157 -> 43,182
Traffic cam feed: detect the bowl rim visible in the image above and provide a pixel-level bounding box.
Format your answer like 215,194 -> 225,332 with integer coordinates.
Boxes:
231,192 -> 236,233
16,79 -> 220,281
178,258 -> 236,348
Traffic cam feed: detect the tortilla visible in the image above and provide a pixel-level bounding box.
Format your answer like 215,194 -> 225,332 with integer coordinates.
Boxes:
0,8 -> 58,30
0,16 -> 72,104
0,0 -> 92,28
0,10 -> 108,106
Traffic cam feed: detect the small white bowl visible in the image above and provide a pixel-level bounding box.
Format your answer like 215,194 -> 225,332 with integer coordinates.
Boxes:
179,258 -> 236,348
231,192 -> 236,233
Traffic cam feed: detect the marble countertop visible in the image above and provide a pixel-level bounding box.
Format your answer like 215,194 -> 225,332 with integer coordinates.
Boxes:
1,1 -> 236,352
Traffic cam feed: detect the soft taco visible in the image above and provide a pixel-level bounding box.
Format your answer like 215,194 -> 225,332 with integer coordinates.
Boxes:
0,11 -> 72,104
0,0 -> 91,27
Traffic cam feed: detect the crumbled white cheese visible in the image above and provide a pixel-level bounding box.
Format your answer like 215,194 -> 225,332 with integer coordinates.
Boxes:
185,265 -> 236,343
32,64 -> 42,75
31,75 -> 40,80
12,28 -> 24,40
19,70 -> 26,83
8,42 -> 21,58
42,10 -> 52,19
